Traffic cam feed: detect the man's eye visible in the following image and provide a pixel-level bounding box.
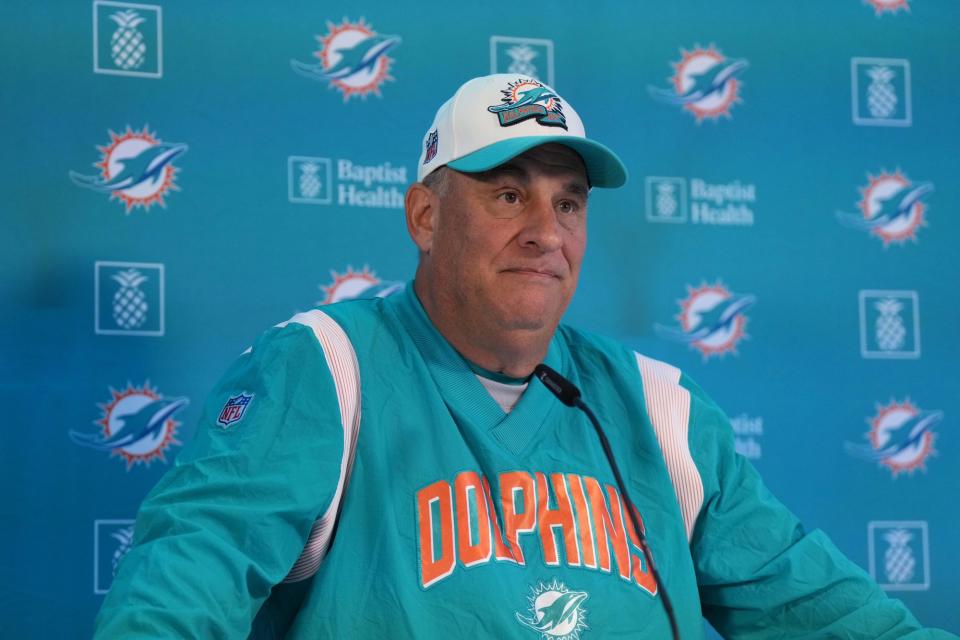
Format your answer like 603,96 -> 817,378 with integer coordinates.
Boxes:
499,192 -> 520,204
557,200 -> 579,214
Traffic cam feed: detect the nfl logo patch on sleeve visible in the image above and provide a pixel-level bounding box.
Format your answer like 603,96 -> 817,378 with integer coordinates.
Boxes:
218,392 -> 254,428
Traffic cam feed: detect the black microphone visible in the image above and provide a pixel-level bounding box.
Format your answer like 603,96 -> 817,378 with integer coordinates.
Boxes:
534,364 -> 680,640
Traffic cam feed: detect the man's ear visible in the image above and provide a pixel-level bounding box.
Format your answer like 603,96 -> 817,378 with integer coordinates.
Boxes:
405,182 -> 437,254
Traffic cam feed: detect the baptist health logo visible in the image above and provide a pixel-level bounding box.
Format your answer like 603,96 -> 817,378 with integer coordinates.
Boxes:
317,266 -> 404,305
648,44 -> 748,122
852,58 -> 911,127
70,126 -> 188,213
70,382 -> 188,470
515,579 -> 588,640
94,519 -> 135,594
655,281 -> 755,360
288,156 -> 407,208
836,170 -> 932,246
645,176 -> 756,226
859,290 -> 919,359
95,261 -> 164,336
868,521 -> 929,591
93,1 -> 162,78
291,18 -> 400,101
845,398 -> 943,477
490,36 -> 555,87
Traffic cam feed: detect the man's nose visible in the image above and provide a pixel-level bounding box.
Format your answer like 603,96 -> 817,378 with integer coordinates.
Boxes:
518,196 -> 563,252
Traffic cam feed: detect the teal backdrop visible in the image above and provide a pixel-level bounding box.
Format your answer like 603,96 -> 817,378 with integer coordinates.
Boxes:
2,1 -> 958,637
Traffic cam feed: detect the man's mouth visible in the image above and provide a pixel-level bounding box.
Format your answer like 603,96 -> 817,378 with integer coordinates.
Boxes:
502,267 -> 561,279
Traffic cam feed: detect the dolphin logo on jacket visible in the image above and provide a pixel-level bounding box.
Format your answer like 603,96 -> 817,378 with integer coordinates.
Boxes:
516,588 -> 589,637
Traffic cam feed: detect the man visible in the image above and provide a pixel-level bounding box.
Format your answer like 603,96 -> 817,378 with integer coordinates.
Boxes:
94,75 -> 954,639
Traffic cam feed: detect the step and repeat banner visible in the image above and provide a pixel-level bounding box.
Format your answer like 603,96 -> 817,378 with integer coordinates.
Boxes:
2,1 -> 957,637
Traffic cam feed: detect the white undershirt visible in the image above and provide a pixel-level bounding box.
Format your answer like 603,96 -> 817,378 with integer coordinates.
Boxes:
475,375 -> 528,413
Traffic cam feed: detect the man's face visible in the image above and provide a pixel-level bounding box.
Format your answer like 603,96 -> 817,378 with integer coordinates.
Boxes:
423,143 -> 590,339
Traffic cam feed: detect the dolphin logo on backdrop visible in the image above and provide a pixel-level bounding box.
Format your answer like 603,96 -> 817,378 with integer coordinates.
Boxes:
865,0 -> 910,16
69,126 -> 187,213
515,579 -> 589,639
845,399 -> 943,477
836,170 -> 933,246
655,281 -> 755,359
71,382 -> 188,469
648,45 -> 748,122
317,266 -> 404,305
291,18 -> 400,101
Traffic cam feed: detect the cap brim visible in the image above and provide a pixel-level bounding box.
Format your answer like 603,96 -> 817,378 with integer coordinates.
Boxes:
446,136 -> 627,188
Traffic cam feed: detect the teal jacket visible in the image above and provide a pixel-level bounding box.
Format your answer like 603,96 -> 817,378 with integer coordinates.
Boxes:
94,284 -> 953,639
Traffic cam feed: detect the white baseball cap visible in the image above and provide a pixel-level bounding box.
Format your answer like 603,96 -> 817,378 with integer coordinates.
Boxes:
417,74 -> 627,188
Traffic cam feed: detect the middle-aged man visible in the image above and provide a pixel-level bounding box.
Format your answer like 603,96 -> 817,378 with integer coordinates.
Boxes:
94,75 -> 956,639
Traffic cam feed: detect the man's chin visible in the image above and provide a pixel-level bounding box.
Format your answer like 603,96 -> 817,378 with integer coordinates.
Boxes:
487,292 -> 568,334
496,308 -> 561,333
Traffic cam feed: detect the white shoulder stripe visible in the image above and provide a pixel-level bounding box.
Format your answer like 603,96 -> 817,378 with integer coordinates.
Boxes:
275,310 -> 361,583
634,353 -> 704,542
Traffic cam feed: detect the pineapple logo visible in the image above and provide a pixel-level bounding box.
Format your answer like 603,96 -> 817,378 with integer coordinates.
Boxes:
866,66 -> 898,119
111,525 -> 136,577
290,18 -> 401,101
491,37 -> 555,86
70,126 -> 188,213
845,399 -> 944,477
95,261 -> 164,336
299,161 -> 323,199
111,268 -> 149,329
645,176 -> 687,223
109,10 -> 147,70
654,281 -> 756,360
506,44 -> 539,77
655,182 -> 679,218
836,170 -> 933,246
868,521 -> 930,591
70,382 -> 188,470
882,529 -> 916,584
288,156 -> 332,204
865,0 -> 910,16
873,297 -> 906,352
316,266 -> 404,305
648,44 -> 748,123
94,519 -> 136,594
859,289 -> 919,359
851,57 -> 911,126
93,2 -> 162,78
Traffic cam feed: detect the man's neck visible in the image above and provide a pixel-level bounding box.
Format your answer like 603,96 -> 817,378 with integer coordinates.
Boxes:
413,277 -> 553,379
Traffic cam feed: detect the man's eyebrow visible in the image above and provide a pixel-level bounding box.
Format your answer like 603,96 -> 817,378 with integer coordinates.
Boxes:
564,181 -> 590,199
